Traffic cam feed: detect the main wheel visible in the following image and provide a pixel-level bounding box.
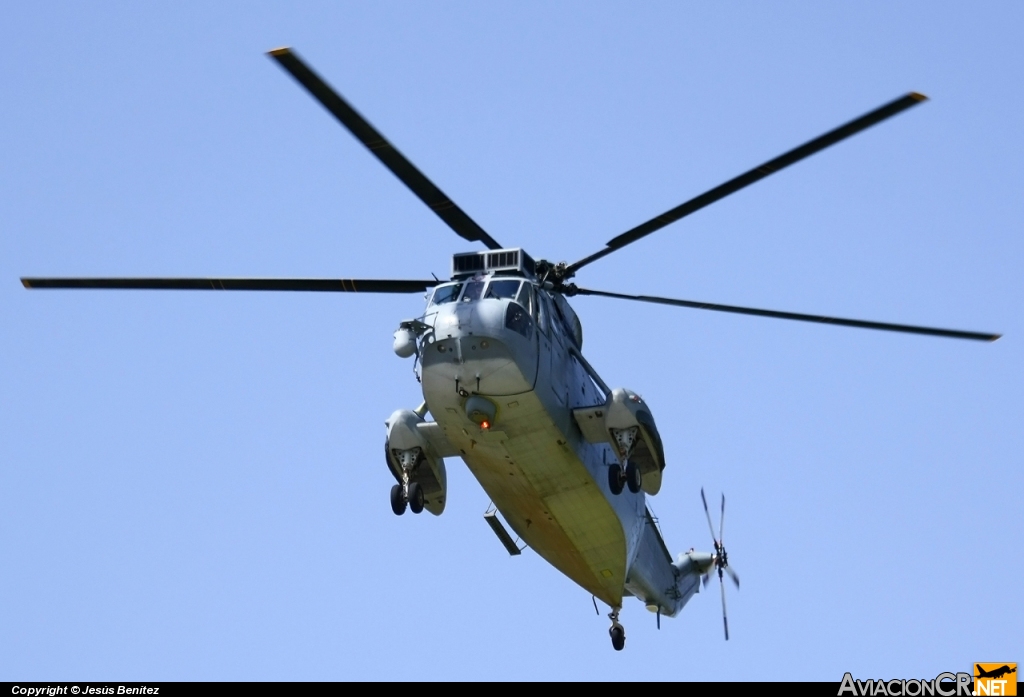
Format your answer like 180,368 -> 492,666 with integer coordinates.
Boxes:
607,463 -> 624,496
390,483 -> 407,516
408,482 -> 425,514
625,461 -> 642,494
609,624 -> 625,651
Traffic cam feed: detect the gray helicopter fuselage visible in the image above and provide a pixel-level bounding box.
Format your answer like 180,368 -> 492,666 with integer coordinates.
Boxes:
409,272 -> 702,615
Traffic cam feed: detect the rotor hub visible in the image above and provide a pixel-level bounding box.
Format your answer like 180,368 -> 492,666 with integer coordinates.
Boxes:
534,259 -> 574,285
716,546 -> 729,574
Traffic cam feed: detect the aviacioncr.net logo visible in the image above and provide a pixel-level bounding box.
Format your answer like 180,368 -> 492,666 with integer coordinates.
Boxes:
838,672 -> 972,696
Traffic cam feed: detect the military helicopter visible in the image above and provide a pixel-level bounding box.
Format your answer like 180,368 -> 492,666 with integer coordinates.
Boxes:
21,47 -> 1000,651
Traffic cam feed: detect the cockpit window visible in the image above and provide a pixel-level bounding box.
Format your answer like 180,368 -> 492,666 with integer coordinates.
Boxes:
516,283 -> 534,316
428,283 -> 463,306
536,291 -> 552,333
461,281 -> 485,302
485,279 -> 521,300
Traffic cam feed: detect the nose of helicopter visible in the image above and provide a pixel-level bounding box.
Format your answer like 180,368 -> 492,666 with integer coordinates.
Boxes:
421,299 -> 537,398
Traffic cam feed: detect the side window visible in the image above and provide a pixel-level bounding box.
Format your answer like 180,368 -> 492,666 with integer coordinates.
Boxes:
537,292 -> 552,334
552,293 -> 583,348
516,283 -> 534,317
504,302 -> 533,339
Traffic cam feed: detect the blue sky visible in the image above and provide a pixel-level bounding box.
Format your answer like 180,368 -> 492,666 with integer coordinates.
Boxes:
2,2 -> 1020,681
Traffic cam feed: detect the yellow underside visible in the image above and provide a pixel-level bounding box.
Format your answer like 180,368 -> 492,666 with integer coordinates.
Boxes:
433,390 -> 626,607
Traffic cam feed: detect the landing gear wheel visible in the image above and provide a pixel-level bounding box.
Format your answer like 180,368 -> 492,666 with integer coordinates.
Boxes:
390,484 -> 407,516
625,461 -> 642,494
408,482 -> 424,514
607,463 -> 624,496
609,624 -> 625,651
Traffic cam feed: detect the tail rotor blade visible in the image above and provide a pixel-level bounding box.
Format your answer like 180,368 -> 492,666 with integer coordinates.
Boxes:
700,487 -> 718,543
725,564 -> 740,589
719,493 -> 726,545
720,575 -> 730,641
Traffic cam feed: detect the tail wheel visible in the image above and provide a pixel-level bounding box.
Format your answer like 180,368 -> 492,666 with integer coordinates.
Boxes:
607,463 -> 624,495
625,461 -> 642,494
609,624 -> 625,651
390,484 -> 407,516
408,482 -> 425,514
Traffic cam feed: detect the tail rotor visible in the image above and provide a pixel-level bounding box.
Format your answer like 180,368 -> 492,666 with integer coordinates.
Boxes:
701,487 -> 740,640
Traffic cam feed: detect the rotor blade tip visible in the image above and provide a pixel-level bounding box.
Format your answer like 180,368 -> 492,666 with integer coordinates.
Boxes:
267,46 -> 293,57
987,334 -> 1002,342
21,278 -> 34,289
909,92 -> 928,102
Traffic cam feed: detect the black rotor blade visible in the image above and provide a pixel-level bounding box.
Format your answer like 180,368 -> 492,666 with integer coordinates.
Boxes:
268,47 -> 502,251
700,488 -> 718,543
725,564 -> 740,590
567,93 -> 928,274
720,575 -> 730,641
719,493 -> 726,545
21,277 -> 437,293
572,287 -> 1000,342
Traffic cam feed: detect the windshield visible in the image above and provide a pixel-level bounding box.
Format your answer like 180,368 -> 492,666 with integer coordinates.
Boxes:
485,279 -> 521,300
428,283 -> 463,306
433,278 -> 528,305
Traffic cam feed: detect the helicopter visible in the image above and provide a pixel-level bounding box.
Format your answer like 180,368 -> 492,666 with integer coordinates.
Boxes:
21,47 -> 1000,652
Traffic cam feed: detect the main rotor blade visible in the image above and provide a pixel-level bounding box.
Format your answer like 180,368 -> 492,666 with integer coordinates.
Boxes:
566,93 -> 928,274
268,47 -> 502,251
572,287 -> 1000,342
21,277 -> 437,293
